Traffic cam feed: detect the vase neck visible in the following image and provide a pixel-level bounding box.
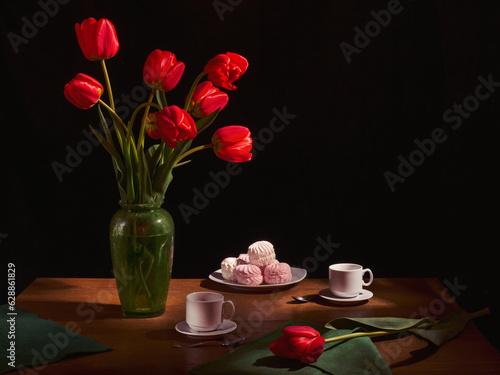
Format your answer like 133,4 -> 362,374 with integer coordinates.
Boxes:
118,201 -> 164,211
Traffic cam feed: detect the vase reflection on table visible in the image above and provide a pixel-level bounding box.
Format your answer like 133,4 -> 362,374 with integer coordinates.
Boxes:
64,17 -> 253,317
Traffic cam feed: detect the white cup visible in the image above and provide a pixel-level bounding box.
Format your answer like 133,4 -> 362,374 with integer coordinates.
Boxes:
186,292 -> 235,332
329,263 -> 373,298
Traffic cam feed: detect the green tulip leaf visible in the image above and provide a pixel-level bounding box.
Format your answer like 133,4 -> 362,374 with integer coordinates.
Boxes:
89,124 -> 127,202
88,125 -> 125,173
152,139 -> 192,200
153,170 -> 173,203
146,143 -> 165,178
325,308 -> 489,348
98,104 -> 125,153
155,90 -> 167,109
411,309 -> 472,347
146,144 -> 159,161
325,316 -> 434,332
196,108 -> 220,134
138,150 -> 153,202
111,158 -> 127,203
122,140 -> 136,203
97,105 -> 115,145
97,103 -> 131,202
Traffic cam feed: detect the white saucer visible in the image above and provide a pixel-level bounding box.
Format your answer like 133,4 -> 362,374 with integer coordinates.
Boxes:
209,267 -> 307,290
319,288 -> 373,303
175,320 -> 237,339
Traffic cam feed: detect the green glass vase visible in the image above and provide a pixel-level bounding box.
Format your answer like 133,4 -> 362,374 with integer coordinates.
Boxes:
109,202 -> 174,318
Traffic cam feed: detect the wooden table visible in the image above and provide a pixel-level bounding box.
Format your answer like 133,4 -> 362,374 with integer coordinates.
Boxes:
15,278 -> 500,374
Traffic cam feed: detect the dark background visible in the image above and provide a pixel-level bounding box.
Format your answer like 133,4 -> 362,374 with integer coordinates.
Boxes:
1,0 -> 499,344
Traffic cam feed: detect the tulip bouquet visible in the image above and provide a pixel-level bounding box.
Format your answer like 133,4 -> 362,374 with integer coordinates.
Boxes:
64,18 -> 252,205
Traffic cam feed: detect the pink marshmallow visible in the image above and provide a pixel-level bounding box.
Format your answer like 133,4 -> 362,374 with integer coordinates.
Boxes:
264,262 -> 292,284
235,264 -> 263,285
237,253 -> 250,265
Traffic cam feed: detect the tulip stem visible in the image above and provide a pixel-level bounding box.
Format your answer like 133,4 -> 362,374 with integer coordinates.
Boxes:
137,89 -> 157,153
324,329 -> 408,344
468,307 -> 490,320
129,100 -> 162,136
134,101 -> 163,115
100,59 -> 115,111
98,99 -> 128,133
175,144 -> 213,166
156,90 -> 168,108
184,72 -> 207,112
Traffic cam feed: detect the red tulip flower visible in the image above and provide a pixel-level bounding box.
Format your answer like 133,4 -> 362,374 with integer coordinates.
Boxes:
204,52 -> 248,90
211,126 -> 252,162
64,73 -> 103,109
270,326 -> 325,364
144,113 -> 160,139
149,106 -> 197,148
143,50 -> 185,92
187,81 -> 229,118
75,18 -> 119,61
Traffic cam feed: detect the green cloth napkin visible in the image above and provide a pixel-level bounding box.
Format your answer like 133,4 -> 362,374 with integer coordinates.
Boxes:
0,305 -> 110,374
189,320 -> 392,375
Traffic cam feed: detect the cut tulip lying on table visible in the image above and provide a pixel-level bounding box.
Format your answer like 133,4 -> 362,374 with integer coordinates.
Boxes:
270,308 -> 490,364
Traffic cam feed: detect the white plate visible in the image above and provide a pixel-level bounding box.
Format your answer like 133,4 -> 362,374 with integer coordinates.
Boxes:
175,320 -> 237,339
209,267 -> 307,290
319,288 -> 373,303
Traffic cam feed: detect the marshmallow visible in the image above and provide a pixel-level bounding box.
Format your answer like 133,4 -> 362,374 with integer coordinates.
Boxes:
237,253 -> 250,265
264,262 -> 292,284
234,264 -> 263,285
247,240 -> 276,267
221,257 -> 239,281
